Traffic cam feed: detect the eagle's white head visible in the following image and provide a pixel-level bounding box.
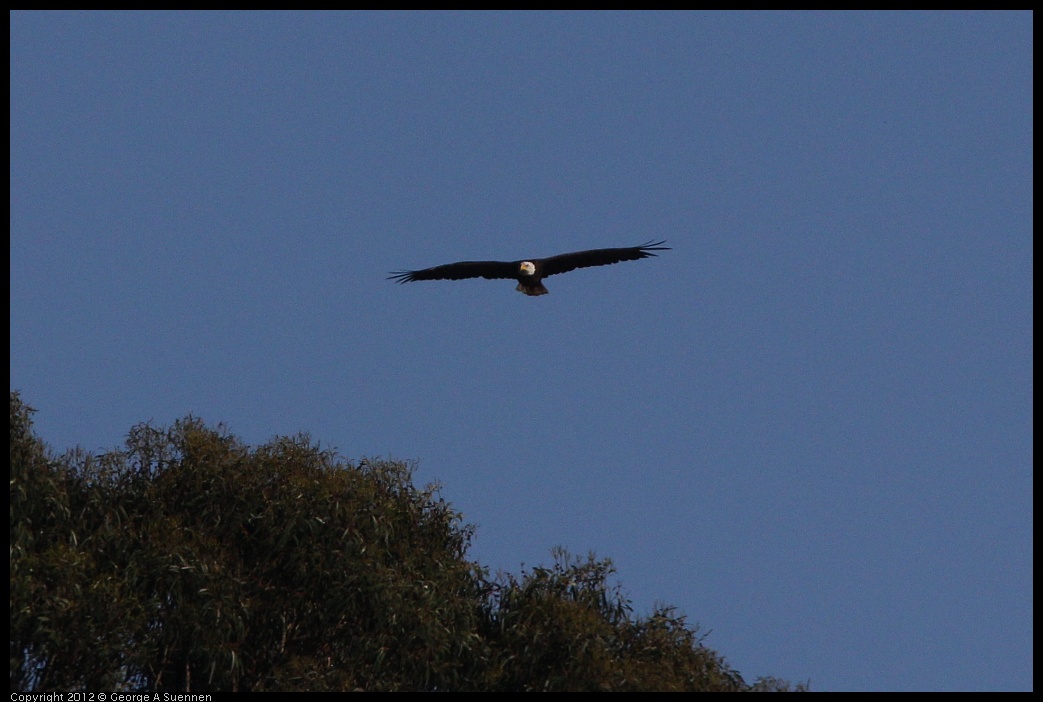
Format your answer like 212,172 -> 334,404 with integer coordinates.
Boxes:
519,261 -> 536,277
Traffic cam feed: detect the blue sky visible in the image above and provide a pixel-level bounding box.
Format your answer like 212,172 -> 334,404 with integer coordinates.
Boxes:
10,11 -> 1032,691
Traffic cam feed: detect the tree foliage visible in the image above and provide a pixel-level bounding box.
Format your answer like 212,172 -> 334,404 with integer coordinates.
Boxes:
10,392 -> 806,691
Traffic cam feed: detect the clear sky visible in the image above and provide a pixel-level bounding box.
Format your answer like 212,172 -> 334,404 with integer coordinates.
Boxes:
10,11 -> 1032,692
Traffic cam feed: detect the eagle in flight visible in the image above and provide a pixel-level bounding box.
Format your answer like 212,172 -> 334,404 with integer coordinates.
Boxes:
389,241 -> 669,296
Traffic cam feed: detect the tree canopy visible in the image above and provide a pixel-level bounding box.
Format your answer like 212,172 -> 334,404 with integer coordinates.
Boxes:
10,391 -> 806,692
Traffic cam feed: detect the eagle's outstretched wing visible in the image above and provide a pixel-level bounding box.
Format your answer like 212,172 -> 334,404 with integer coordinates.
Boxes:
388,260 -> 518,284
539,241 -> 670,277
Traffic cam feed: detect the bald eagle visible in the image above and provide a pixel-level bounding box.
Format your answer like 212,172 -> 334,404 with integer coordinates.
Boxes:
389,241 -> 669,296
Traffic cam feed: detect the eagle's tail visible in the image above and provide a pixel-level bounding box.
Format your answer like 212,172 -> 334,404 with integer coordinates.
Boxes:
517,282 -> 549,296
